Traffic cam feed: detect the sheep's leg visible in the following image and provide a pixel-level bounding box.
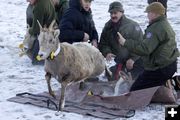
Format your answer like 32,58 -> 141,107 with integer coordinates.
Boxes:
79,81 -> 85,90
59,83 -> 66,111
45,72 -> 56,98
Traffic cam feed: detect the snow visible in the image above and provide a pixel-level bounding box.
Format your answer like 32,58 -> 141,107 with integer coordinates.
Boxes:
0,0 -> 179,120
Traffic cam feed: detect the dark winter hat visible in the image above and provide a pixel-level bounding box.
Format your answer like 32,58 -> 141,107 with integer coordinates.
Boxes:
145,2 -> 165,15
108,1 -> 124,13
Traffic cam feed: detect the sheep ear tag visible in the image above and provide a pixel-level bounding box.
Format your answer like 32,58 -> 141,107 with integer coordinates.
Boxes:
36,55 -> 42,61
19,43 -> 24,49
87,91 -> 93,96
50,51 -> 55,59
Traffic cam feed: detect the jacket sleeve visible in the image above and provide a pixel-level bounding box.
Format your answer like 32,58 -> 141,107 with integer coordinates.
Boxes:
124,30 -> 160,56
29,6 -> 44,36
129,25 -> 143,61
57,0 -> 69,22
59,10 -> 84,42
91,19 -> 98,41
91,27 -> 98,41
98,27 -> 112,57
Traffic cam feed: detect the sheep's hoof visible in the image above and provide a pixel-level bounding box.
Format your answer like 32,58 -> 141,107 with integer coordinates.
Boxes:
55,111 -> 62,116
55,111 -> 65,117
19,52 -> 26,57
79,82 -> 85,90
49,92 -> 56,98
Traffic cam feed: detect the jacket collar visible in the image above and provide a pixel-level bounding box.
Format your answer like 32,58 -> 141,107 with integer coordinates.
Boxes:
148,15 -> 166,26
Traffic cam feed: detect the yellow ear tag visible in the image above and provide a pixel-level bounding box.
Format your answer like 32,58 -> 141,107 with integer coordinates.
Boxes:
87,91 -> 93,96
50,51 -> 55,59
19,43 -> 24,49
36,55 -> 42,61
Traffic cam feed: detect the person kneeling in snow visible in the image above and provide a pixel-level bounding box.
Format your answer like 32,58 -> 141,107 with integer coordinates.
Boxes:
98,1 -> 144,81
22,0 -> 68,65
118,2 -> 179,91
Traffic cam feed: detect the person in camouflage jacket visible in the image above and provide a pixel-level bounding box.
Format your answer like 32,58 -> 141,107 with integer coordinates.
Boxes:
118,2 -> 179,91
98,1 -> 144,80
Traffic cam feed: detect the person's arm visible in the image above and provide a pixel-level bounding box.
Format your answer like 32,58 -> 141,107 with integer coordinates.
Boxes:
29,5 -> 44,36
58,0 -> 69,22
90,18 -> 98,41
123,30 -> 160,56
90,19 -> 98,47
129,24 -> 143,61
98,26 -> 112,57
59,10 -> 84,43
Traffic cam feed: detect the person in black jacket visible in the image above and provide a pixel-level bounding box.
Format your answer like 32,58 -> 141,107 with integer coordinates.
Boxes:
148,0 -> 168,15
59,0 -> 98,47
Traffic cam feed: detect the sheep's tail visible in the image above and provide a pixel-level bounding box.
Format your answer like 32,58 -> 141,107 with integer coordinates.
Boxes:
105,66 -> 113,81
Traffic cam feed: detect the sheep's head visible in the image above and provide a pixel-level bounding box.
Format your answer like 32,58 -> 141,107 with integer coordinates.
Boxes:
19,24 -> 34,57
37,20 -> 60,60
23,24 -> 34,50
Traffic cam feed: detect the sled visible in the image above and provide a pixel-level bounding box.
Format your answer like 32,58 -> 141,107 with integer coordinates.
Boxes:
7,80 -> 180,119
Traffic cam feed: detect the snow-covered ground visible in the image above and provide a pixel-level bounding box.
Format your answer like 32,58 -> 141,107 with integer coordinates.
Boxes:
0,0 -> 179,120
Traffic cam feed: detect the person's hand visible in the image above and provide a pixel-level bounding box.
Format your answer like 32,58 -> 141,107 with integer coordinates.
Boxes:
106,53 -> 116,61
117,32 -> 126,46
91,39 -> 98,48
83,33 -> 89,42
126,59 -> 134,70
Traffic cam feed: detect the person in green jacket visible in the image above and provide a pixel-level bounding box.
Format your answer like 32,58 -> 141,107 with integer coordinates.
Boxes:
98,1 -> 144,80
26,0 -> 68,27
118,2 -> 179,91
24,0 -> 68,65
24,0 -> 56,65
51,0 -> 69,24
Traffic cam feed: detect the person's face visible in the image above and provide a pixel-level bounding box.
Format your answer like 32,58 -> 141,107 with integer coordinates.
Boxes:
80,0 -> 91,11
27,0 -> 37,5
110,11 -> 123,23
147,12 -> 158,23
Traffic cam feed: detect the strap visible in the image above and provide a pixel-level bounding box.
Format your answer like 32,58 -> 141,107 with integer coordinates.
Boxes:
16,92 -> 58,110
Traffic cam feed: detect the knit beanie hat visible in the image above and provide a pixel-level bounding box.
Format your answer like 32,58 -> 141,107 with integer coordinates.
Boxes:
145,2 -> 165,15
108,1 -> 124,13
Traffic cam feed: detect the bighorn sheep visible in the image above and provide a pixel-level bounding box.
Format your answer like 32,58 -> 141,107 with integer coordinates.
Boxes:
19,25 -> 35,57
36,20 -> 107,111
